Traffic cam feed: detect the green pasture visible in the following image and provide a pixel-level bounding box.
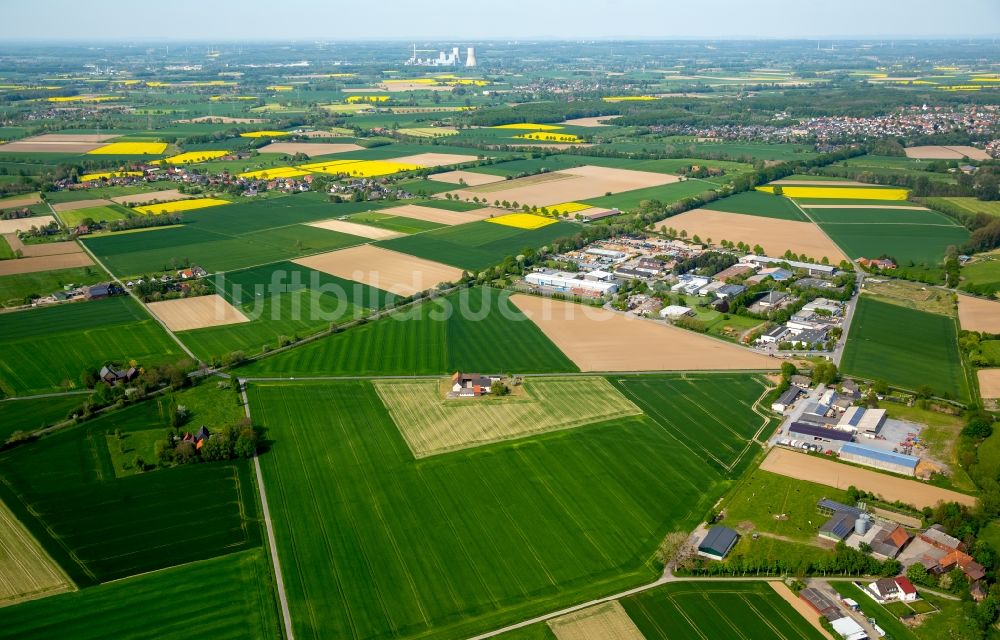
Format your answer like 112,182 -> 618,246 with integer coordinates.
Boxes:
249,373 -> 770,639
0,397 -> 260,584
0,266 -> 105,308
703,191 -> 807,221
842,296 -> 968,400
0,550 -> 280,640
623,581 -> 825,640
376,219 -> 577,271
239,287 -> 577,377
0,394 -> 87,442
0,296 -> 184,396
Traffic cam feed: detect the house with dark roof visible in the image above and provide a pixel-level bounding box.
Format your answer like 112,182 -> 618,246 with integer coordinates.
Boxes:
771,387 -> 802,413
869,526 -> 911,559
819,511 -> 857,542
451,372 -> 494,397
697,526 -> 739,560
99,364 -> 138,385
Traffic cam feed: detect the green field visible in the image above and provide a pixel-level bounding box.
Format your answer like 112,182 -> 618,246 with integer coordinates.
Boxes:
702,191 -> 807,221
962,252 -> 1000,295
82,195 -> 384,276
0,398 -> 260,584
376,219 -> 578,271
580,180 -> 715,211
178,261 -> 390,360
0,296 -> 185,396
344,210 -> 445,234
0,394 -> 87,442
249,373 -> 770,639
925,197 -> 1000,218
0,550 -> 281,640
807,206 -> 960,225
56,203 -> 131,227
239,287 -> 578,377
842,296 -> 969,400
818,219 -> 969,266
622,581 -> 825,640
720,468 -> 848,540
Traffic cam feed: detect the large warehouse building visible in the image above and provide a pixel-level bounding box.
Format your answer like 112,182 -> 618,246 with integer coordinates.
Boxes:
838,406 -> 887,436
839,442 -> 919,476
525,270 -> 618,296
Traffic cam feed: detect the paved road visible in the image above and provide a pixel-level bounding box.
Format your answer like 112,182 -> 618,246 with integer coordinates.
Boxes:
787,197 -> 865,368
240,380 -> 294,640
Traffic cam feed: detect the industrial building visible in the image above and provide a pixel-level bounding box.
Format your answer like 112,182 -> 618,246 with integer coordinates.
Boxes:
742,255 -> 838,276
789,421 -> 853,443
524,270 -> 618,296
771,387 -> 802,413
697,526 -> 739,560
838,407 -> 887,436
839,442 -> 919,476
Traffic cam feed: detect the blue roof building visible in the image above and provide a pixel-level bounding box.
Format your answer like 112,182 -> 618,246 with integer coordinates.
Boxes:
839,442 -> 919,476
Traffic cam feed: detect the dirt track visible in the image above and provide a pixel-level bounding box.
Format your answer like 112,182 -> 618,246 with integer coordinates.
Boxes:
957,295 -> 1000,333
146,295 -> 249,332
657,209 -> 847,263
759,447 -> 975,509
511,294 -> 777,372
294,245 -> 463,296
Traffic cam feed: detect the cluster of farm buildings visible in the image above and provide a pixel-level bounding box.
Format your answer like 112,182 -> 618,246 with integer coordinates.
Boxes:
773,377 -> 930,477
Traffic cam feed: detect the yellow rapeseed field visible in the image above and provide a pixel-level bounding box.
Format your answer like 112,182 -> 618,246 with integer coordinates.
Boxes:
47,95 -> 120,103
492,123 -> 563,131
298,159 -> 421,178
545,201 -> 592,214
238,167 -> 311,179
345,95 -> 390,103
239,130 -> 291,138
79,171 -> 143,181
157,150 -> 228,165
267,85 -> 294,91
602,96 -> 657,102
134,198 -> 230,215
756,185 -> 909,200
514,132 -> 583,143
487,213 -> 557,230
88,142 -> 167,155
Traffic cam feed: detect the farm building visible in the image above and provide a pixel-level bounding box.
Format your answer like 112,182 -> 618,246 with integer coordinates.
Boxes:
659,305 -> 693,320
838,407 -> 887,436
524,270 -> 618,296
771,387 -> 802,413
697,526 -> 739,560
819,512 -> 857,542
830,616 -> 867,640
800,588 -> 842,619
451,372 -> 494,397
839,442 -> 918,476
789,421 -> 853,443
743,255 -> 837,276
817,498 -> 864,518
865,576 -> 918,603
852,524 -> 911,559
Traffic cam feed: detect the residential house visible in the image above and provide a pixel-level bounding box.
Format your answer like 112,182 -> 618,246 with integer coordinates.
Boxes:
99,364 -> 138,385
858,257 -> 896,270
451,372 -> 494,397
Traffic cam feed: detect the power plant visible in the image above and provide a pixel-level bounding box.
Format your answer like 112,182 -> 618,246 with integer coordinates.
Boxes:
405,45 -> 476,67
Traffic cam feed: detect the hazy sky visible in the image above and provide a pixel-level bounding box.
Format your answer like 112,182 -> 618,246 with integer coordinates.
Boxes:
1,0 -> 998,41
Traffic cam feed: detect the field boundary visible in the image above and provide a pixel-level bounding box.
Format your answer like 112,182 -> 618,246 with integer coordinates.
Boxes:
240,381 -> 293,640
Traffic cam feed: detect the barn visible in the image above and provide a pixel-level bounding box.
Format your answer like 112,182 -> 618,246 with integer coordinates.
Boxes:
839,442 -> 919,476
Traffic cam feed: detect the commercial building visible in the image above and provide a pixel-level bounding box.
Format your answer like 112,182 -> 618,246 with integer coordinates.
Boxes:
525,270 -> 618,296
660,305 -> 693,320
772,387 -> 802,413
839,407 -> 887,436
697,526 -> 739,560
743,254 -> 837,276
839,442 -> 919,476
830,616 -> 867,640
789,421 -> 853,443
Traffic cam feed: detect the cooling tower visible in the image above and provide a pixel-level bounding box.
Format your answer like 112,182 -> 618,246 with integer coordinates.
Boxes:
466,47 -> 477,67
